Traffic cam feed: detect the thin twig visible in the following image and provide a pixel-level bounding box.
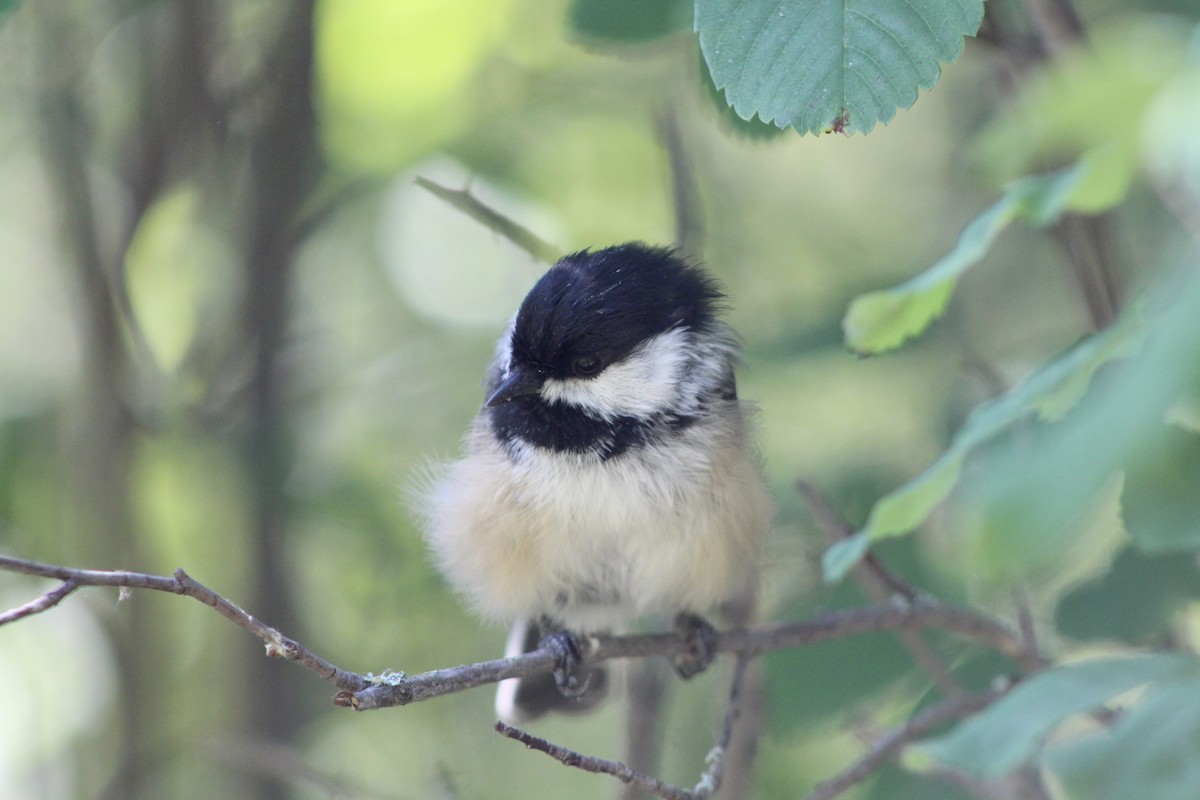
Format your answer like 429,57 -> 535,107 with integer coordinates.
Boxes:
797,480 -> 920,600
415,177 -> 562,265
495,652 -> 753,800
657,107 -> 704,260
693,653 -> 752,798
1019,0 -> 1085,58
495,721 -> 692,800
0,556 -> 369,692
0,578 -> 80,625
798,481 -> 967,698
1013,585 -> 1040,659
805,689 -> 1005,800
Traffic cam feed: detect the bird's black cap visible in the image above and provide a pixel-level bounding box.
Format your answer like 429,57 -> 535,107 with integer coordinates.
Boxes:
486,243 -> 728,459
508,243 -> 724,381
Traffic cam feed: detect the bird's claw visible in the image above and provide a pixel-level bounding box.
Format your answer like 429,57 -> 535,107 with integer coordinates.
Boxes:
540,629 -> 592,698
672,612 -> 718,679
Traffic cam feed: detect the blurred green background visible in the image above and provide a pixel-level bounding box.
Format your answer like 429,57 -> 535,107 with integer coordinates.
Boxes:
0,1 -> 1198,799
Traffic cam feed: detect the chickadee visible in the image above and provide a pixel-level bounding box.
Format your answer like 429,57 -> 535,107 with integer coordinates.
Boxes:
421,243 -> 772,721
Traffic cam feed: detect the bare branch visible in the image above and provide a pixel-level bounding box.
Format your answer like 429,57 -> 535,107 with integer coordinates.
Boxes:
415,177 -> 562,265
495,721 -> 693,800
0,556 -> 369,693
0,555 -> 1040,711
0,578 -> 80,625
494,653 -> 754,800
797,480 -> 919,600
805,689 -> 1006,800
345,598 -> 1041,710
657,107 -> 705,260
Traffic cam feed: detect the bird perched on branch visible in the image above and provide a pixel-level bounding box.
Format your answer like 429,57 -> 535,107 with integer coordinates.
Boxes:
419,243 -> 772,722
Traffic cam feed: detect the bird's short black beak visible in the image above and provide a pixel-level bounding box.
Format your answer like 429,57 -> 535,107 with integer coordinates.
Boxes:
486,367 -> 545,407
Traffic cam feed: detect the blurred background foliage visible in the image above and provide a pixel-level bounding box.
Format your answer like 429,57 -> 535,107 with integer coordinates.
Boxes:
0,0 -> 1198,799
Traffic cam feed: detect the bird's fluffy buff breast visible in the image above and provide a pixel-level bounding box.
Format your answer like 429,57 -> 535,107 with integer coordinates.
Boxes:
423,403 -> 770,631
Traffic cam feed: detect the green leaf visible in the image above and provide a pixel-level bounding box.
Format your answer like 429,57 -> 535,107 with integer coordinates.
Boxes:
823,310 -> 1144,582
821,532 -> 871,583
569,0 -> 692,43
695,0 -> 985,136
1123,426 -> 1200,554
697,50 -> 788,140
911,654 -> 1194,778
955,267 -> 1200,587
1049,671 -> 1200,800
1030,298 -> 1146,422
843,157 -> 1115,356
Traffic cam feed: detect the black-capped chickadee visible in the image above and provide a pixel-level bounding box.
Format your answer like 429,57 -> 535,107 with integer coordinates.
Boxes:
420,243 -> 772,721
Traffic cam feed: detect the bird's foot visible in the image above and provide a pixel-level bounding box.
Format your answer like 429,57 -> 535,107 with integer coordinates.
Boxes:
539,629 -> 592,698
672,612 -> 718,679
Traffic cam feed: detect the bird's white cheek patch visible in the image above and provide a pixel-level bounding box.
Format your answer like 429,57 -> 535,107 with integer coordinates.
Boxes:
540,329 -> 689,419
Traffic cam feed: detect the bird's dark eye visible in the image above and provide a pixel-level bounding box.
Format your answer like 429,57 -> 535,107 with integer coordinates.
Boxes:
571,355 -> 604,377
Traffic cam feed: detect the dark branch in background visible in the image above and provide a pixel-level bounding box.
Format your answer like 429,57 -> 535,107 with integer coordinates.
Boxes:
30,6 -> 153,798
622,656 -> 669,800
658,107 -> 705,260
415,177 -> 563,265
613,103 -> 718,800
980,0 -> 1122,331
238,10 -> 322,800
798,481 -> 971,699
201,738 -> 407,800
805,689 -> 1005,800
697,654 -> 752,798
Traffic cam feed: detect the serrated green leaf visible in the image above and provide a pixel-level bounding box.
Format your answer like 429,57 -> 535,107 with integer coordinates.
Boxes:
824,311 -> 1143,582
698,49 -> 787,140
695,0 -> 984,136
569,0 -> 692,43
843,159 -> 1108,356
913,654 -> 1194,778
